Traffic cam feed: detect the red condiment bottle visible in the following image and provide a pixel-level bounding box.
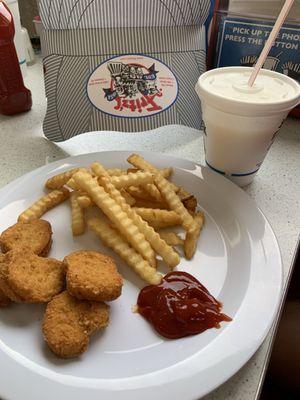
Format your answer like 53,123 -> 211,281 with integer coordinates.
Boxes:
0,1 -> 32,115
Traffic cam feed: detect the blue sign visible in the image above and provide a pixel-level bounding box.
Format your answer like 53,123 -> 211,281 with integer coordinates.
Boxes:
215,17 -> 300,82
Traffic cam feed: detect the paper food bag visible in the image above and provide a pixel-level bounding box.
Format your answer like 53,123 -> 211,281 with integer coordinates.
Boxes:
39,0 -> 213,141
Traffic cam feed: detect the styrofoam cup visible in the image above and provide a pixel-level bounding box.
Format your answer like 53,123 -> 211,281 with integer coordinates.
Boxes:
195,67 -> 300,186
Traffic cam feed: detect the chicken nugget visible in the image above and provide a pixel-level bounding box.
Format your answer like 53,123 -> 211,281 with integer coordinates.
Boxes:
43,291 -> 109,358
0,253 -> 22,302
65,251 -> 123,302
7,250 -> 65,303
0,219 -> 52,256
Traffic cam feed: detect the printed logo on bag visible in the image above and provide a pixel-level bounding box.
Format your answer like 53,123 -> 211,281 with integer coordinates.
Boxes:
87,54 -> 178,118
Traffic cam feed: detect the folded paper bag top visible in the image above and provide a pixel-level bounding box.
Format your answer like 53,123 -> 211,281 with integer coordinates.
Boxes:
38,0 -> 213,142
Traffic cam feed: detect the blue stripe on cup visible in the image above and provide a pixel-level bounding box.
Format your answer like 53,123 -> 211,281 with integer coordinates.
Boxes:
231,168 -> 259,177
205,160 -> 225,175
206,160 -> 259,177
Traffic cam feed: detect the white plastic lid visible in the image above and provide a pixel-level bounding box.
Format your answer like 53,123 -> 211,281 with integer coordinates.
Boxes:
195,67 -> 300,116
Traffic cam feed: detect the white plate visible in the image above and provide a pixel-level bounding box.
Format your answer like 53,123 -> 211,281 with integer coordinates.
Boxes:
0,151 -> 282,400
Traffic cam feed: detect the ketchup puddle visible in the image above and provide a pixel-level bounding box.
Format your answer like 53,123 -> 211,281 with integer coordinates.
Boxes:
137,271 -> 232,339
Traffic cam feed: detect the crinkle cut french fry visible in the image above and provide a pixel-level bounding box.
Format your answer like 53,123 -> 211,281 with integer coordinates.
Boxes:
184,212 -> 205,259
45,168 -> 85,190
133,207 -> 181,225
126,186 -> 154,201
106,168 -> 127,176
182,195 -> 197,214
66,177 -> 80,191
177,187 -> 191,200
127,167 -> 173,178
88,218 -> 162,285
70,192 -> 85,235
77,194 -> 92,208
18,188 -> 69,222
144,183 -> 162,202
159,167 -> 173,178
134,199 -> 169,210
127,168 -> 139,174
99,176 -> 180,269
67,176 -> 98,191
73,171 -> 155,268
149,220 -> 180,229
162,167 -> 173,178
92,161 -> 164,206
176,188 -> 197,214
127,154 -> 158,173
127,154 -> 179,192
158,232 -> 184,246
154,173 -> 197,231
120,189 -> 135,206
98,175 -> 160,268
92,164 -> 152,202
91,162 -> 108,177
110,171 -> 154,189
92,162 -> 154,265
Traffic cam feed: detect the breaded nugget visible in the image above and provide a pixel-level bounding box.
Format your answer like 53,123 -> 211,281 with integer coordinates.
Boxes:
0,253 -> 22,302
65,251 -> 123,302
7,250 -> 65,303
0,219 -> 52,256
43,291 -> 109,358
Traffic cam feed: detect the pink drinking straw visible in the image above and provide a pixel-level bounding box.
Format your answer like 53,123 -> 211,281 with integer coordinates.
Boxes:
248,0 -> 295,87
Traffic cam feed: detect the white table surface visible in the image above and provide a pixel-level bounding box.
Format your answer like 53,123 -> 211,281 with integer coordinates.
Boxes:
0,59 -> 299,400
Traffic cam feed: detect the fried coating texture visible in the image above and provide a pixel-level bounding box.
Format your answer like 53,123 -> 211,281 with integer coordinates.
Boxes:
0,219 -> 52,256
65,251 -> 123,302
43,291 -> 110,358
7,250 -> 65,303
0,253 -> 23,302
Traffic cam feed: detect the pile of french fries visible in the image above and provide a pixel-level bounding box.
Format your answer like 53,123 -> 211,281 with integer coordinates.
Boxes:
18,154 -> 204,285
